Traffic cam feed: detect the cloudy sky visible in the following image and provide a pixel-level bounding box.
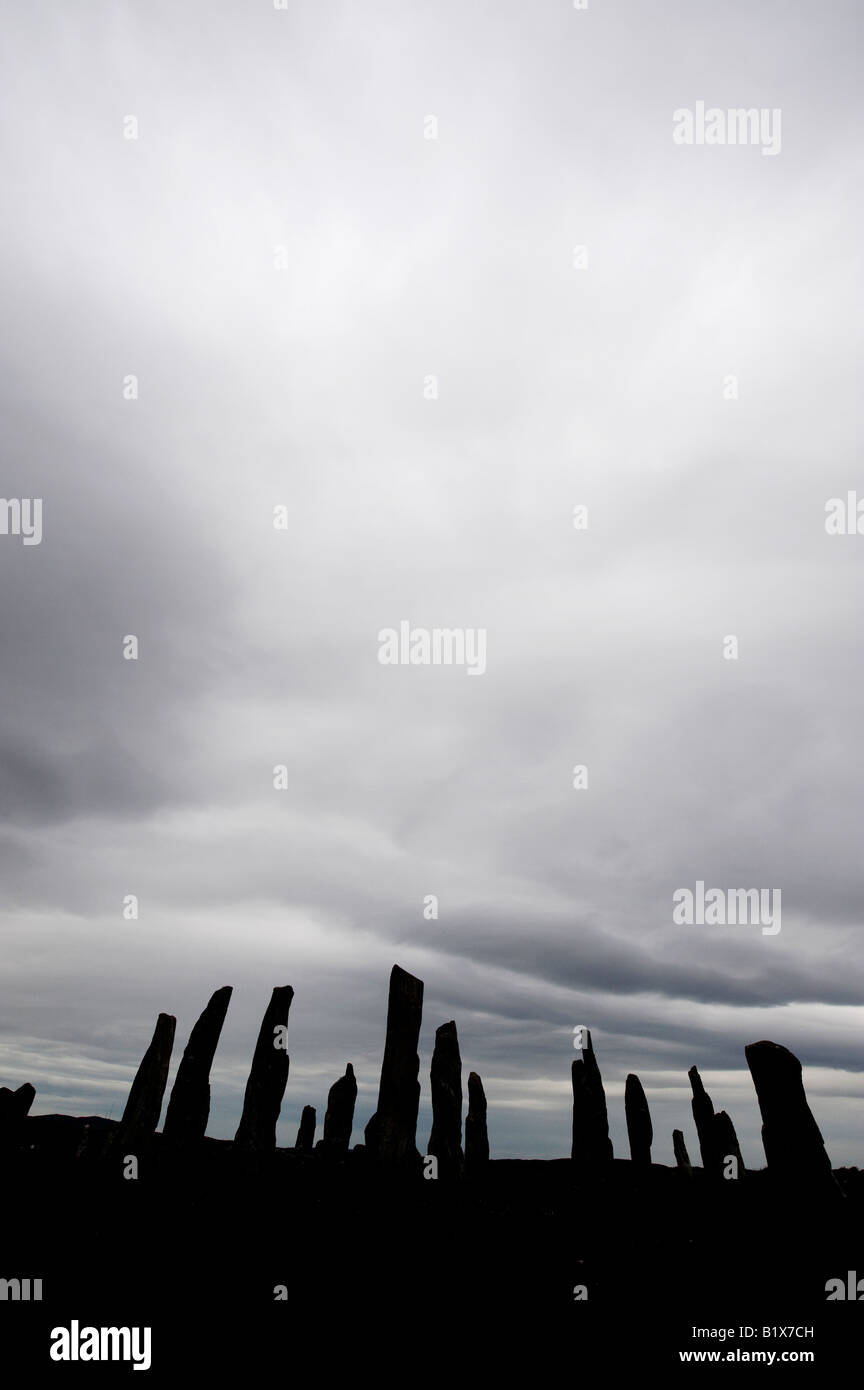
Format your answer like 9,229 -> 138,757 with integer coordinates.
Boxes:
1,0 -> 862,1167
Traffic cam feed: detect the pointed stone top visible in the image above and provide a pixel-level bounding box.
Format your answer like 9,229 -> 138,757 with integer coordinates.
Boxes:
688,1065 -> 707,1095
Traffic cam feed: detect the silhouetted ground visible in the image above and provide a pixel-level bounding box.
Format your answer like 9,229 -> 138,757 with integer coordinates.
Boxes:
2,1116 -> 863,1377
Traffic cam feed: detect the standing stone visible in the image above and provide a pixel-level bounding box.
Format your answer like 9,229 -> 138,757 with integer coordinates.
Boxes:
233,986 -> 294,1151
322,1064 -> 357,1153
465,1071 -> 489,1176
115,1013 -> 176,1152
364,964 -> 424,1169
713,1110 -> 745,1177
295,1105 -> 316,1151
625,1073 -> 653,1166
673,1128 -> 692,1172
163,986 -> 232,1143
428,1021 -> 464,1180
0,1083 -> 35,1153
0,1082 -> 35,1125
688,1066 -> 717,1173
745,1040 -> 835,1185
571,1029 -> 613,1169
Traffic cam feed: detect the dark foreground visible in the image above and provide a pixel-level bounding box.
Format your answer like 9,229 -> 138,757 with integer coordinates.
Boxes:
3,1120 -> 863,1378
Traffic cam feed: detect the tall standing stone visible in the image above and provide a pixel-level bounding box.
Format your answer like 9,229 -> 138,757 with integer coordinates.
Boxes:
115,1013 -> 176,1152
322,1064 -> 357,1153
296,1105 -> 316,1151
233,986 -> 294,1151
688,1066 -> 717,1173
625,1073 -> 652,1166
364,964 -> 424,1169
571,1029 -> 613,1170
163,986 -> 232,1143
428,1020 -> 464,1179
745,1040 -> 835,1185
465,1071 -> 489,1176
673,1128 -> 692,1172
713,1110 -> 745,1177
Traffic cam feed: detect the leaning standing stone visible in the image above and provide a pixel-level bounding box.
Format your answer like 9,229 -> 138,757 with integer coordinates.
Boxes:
233,986 -> 294,1151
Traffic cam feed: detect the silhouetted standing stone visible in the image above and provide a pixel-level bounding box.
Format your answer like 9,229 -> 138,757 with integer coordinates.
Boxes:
163,986 -> 232,1143
0,1082 -> 35,1124
0,1083 -> 35,1153
625,1073 -> 652,1166
745,1040 -> 835,1185
673,1129 -> 692,1172
115,1013 -> 176,1152
465,1071 -> 489,1176
322,1064 -> 357,1153
364,964 -> 424,1169
688,1066 -> 717,1173
429,1021 -> 464,1180
571,1029 -> 613,1170
714,1110 -> 745,1176
234,986 -> 294,1151
296,1105 -> 316,1151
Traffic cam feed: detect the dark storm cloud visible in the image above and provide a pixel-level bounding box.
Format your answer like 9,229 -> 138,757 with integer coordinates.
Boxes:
0,0 -> 862,1166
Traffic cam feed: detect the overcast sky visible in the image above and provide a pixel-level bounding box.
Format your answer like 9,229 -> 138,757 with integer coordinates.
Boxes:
1,0 -> 862,1167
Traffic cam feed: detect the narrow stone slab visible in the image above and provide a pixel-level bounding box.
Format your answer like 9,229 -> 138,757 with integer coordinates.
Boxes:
745,1040 -> 835,1185
296,1104 -> 316,1151
688,1066 -> 717,1173
322,1064 -> 357,1153
673,1128 -> 692,1172
625,1073 -> 652,1166
465,1071 -> 489,1175
571,1029 -> 613,1170
714,1110 -> 745,1176
163,986 -> 233,1143
428,1020 -> 464,1179
115,1013 -> 176,1152
364,964 -> 424,1169
233,986 -> 294,1151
